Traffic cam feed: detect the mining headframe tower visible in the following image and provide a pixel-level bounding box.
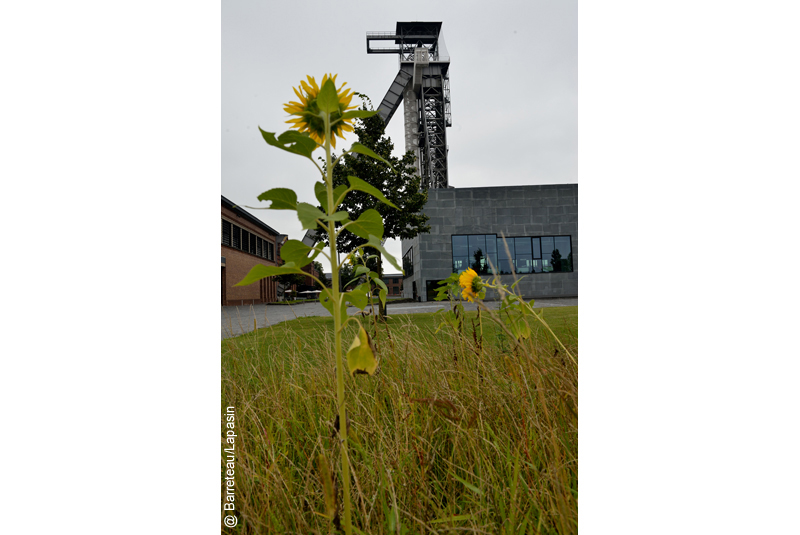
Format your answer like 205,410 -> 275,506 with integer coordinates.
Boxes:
367,21 -> 452,190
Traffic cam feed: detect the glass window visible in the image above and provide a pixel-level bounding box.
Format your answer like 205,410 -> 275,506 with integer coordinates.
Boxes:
514,238 -> 532,273
497,237 -> 515,274
402,248 -> 414,277
553,236 -> 572,272
452,235 -> 468,257
232,225 -> 240,249
453,256 -> 471,272
541,237 -> 554,260
516,254 -> 533,273
468,235 -> 488,274
485,235 -> 497,254
483,253 -> 497,274
447,234 -> 573,275
222,220 -> 231,246
449,234 -> 574,275
257,237 -> 263,257
514,237 -> 531,255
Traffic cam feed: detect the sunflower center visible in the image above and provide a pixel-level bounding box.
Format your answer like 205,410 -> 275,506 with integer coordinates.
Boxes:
471,277 -> 481,293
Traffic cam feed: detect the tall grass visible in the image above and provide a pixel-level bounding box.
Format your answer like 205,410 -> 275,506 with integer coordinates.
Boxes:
221,307 -> 577,534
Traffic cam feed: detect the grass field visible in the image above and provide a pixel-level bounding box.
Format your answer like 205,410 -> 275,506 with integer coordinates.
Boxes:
222,306 -> 578,534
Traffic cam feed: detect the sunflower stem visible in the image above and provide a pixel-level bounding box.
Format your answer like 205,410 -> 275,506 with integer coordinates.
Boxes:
325,111 -> 352,535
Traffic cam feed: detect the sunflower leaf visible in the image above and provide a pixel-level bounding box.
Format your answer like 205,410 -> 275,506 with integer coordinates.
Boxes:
235,263 -> 305,287
315,182 -> 349,214
378,288 -> 387,308
319,288 -> 347,319
317,79 -> 340,114
371,277 -> 388,294
347,326 -> 378,377
332,184 -> 349,210
347,209 -> 384,240
343,283 -> 371,311
259,128 -> 317,159
320,211 -> 350,222
257,188 -> 298,210
279,239 -> 313,268
296,202 -> 325,230
340,109 -> 380,120
347,176 -> 398,209
314,181 -> 328,211
348,143 -> 394,171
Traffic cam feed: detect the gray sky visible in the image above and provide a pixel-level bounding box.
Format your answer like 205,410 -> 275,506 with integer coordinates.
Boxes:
222,0 -> 577,271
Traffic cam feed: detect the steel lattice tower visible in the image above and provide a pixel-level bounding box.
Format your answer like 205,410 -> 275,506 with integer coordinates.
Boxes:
367,22 -> 452,190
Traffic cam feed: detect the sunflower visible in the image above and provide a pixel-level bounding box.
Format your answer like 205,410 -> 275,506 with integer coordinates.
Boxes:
458,268 -> 482,302
283,74 -> 357,149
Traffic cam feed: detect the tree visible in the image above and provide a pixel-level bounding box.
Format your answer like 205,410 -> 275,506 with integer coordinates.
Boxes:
316,95 -> 431,317
276,259 -> 306,299
311,260 -> 329,289
338,262 -> 355,291
551,249 -> 563,272
471,248 -> 485,274
316,95 -> 431,256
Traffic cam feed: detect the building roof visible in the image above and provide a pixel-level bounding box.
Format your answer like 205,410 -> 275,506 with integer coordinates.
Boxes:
301,229 -> 319,247
221,195 -> 280,237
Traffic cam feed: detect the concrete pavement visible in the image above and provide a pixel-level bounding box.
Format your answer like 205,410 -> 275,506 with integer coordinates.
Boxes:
221,297 -> 577,339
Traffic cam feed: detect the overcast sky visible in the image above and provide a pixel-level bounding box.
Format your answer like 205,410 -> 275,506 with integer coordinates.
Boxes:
222,0 -> 577,271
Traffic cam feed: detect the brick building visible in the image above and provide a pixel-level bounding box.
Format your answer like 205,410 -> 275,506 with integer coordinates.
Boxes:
381,273 -> 403,296
221,195 -> 281,306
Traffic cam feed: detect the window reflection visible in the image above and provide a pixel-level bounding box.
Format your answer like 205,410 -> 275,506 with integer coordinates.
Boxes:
451,234 -> 572,274
532,237 -> 541,260
469,235 -> 488,274
554,236 -> 572,272
496,237 -> 515,274
514,238 -> 532,273
452,236 -> 468,257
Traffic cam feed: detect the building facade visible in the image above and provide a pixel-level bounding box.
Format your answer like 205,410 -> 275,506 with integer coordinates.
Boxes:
402,184 -> 577,301
221,196 -> 281,306
381,274 -> 404,296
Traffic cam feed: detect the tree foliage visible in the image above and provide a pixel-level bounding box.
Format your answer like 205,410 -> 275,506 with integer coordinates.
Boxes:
316,95 -> 430,256
276,259 -> 307,288
312,260 -> 329,289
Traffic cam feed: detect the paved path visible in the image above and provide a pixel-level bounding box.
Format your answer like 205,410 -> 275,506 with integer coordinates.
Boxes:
222,297 -> 577,339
